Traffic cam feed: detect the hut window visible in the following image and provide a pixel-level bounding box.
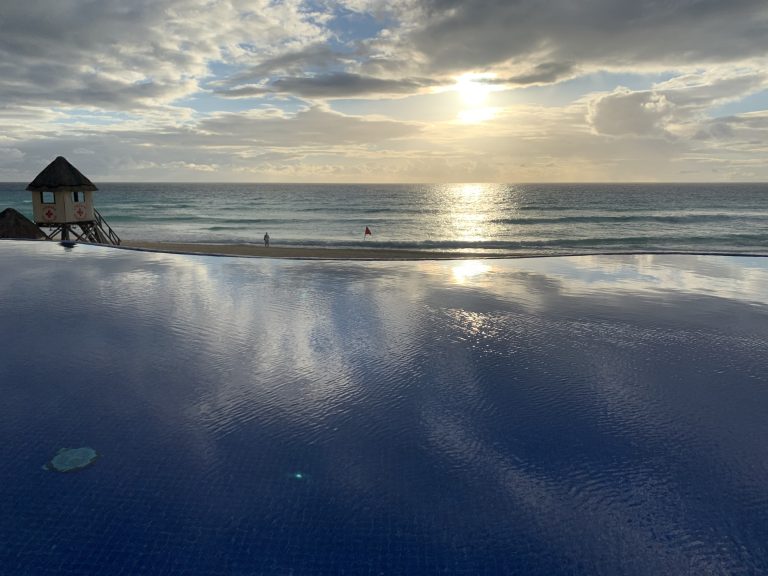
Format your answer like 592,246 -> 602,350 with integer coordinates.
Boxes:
41,192 -> 55,204
73,191 -> 84,203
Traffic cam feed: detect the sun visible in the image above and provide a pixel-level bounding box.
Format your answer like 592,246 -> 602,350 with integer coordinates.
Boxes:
454,73 -> 498,123
454,73 -> 495,106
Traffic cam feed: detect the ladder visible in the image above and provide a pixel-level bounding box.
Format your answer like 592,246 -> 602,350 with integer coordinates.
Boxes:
90,209 -> 121,245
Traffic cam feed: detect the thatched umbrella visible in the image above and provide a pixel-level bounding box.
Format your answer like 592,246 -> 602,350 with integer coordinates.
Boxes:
26,156 -> 98,192
0,208 -> 45,239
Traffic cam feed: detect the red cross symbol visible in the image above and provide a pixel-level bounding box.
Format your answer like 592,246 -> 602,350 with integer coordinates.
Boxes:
44,207 -> 55,221
75,206 -> 85,219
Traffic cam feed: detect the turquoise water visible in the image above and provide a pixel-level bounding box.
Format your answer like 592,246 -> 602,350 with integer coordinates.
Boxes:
2,182 -> 767,254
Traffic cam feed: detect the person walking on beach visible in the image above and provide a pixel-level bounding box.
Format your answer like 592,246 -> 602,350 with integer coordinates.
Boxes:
264,232 -> 270,247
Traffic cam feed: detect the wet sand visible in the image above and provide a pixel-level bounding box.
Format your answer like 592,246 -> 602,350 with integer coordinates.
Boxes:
121,240 -> 489,260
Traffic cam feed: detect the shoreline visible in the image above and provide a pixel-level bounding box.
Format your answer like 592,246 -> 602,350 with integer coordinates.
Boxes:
120,240 -> 490,260
117,242 -> 768,260
5,239 -> 767,260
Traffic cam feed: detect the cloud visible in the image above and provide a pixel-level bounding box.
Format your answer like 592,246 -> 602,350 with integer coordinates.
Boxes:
0,0 -> 328,110
587,71 -> 768,137
5,1 -> 768,104
0,147 -> 25,162
693,122 -> 736,141
5,0 -> 767,109
1,1 -> 768,182
26,105 -> 420,160
588,89 -> 675,137
197,105 -> 421,146
6,101 -> 768,183
218,72 -> 436,98
501,62 -> 577,86
0,101 -> 427,181
692,111 -> 768,161
221,43 -> 341,79
396,0 -> 768,73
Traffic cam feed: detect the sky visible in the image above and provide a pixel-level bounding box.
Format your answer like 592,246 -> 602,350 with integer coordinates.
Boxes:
1,0 -> 767,183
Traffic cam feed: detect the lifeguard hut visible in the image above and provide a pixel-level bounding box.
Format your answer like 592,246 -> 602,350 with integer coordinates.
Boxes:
26,156 -> 120,245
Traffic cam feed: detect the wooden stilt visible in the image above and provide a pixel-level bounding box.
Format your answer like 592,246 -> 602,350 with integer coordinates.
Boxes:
37,210 -> 120,245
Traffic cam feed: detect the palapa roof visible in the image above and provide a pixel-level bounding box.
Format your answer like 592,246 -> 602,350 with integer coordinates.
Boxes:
0,208 -> 45,239
26,156 -> 98,193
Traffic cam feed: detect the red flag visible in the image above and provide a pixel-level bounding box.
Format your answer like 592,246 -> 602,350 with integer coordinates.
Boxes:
364,226 -> 372,236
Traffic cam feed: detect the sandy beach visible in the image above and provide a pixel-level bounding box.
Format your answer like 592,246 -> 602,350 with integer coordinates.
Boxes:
121,240 -> 490,260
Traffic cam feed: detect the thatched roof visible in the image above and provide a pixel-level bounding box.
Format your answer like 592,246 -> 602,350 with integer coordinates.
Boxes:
26,156 -> 98,193
0,208 -> 45,239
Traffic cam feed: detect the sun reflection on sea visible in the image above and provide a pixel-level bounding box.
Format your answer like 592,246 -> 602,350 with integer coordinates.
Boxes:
439,183 -> 503,245
456,183 -> 484,199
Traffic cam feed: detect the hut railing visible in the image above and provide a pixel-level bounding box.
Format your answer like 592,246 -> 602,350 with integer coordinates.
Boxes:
93,209 -> 121,245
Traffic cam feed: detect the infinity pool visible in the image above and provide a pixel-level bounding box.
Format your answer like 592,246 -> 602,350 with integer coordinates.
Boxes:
2,241 -> 767,575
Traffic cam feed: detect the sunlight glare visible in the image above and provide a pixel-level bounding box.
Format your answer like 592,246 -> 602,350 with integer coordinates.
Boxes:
458,107 -> 498,123
452,260 -> 492,284
441,183 -> 497,244
456,183 -> 484,198
454,73 -> 498,123
455,73 -> 495,105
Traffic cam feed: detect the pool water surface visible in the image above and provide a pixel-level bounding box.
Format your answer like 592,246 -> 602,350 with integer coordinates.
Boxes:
1,241 -> 768,575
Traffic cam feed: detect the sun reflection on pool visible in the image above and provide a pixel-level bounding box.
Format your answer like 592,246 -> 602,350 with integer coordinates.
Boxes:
452,260 -> 492,284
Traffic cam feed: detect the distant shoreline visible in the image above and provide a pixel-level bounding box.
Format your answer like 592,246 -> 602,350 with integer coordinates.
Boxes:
118,241 -> 768,260
120,240 -> 488,260
3,239 -> 768,260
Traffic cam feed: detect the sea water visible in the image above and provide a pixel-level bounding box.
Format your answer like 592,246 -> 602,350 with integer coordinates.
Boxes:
1,182 -> 767,255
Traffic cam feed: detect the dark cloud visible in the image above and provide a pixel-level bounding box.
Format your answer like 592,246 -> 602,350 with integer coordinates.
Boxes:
0,0 -> 198,108
4,0 -> 767,110
402,0 -> 768,72
0,68 -> 192,110
497,62 -> 576,86
234,44 -> 341,77
0,0 -> 325,109
218,72 -> 435,98
693,112 -> 768,143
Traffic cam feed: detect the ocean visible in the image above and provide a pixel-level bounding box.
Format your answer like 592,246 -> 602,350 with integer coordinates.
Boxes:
2,182 -> 767,255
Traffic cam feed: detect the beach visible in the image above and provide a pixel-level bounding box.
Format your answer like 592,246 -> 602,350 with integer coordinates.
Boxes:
121,240 -> 488,259
116,241 -> 768,260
